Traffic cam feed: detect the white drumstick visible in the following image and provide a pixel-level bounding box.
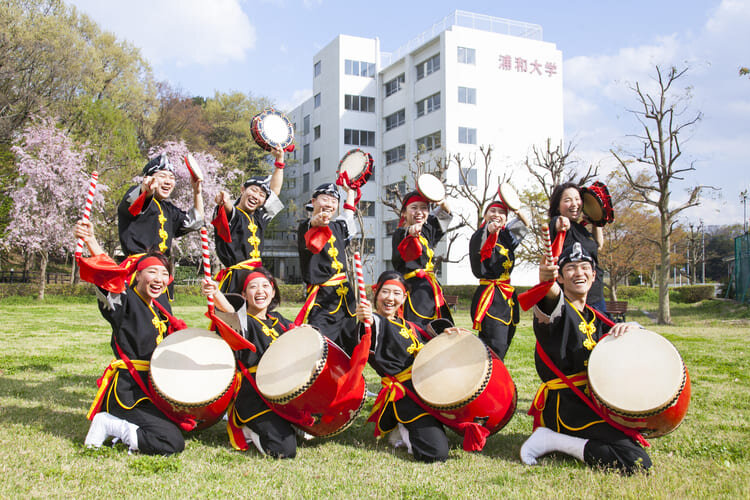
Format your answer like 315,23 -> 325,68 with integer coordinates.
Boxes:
200,227 -> 214,312
353,252 -> 370,327
541,223 -> 553,264
75,171 -> 99,258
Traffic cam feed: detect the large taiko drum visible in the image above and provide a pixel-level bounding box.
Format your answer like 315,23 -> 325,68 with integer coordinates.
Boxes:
149,328 -> 238,430
587,328 -> 690,438
255,325 -> 366,438
411,328 -> 516,435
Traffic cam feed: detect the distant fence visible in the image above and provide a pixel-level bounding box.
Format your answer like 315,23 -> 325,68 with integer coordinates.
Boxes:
735,234 -> 750,304
0,271 -> 69,284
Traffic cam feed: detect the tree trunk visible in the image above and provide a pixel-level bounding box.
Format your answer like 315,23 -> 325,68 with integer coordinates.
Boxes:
610,278 -> 618,301
657,232 -> 671,324
38,251 -> 48,301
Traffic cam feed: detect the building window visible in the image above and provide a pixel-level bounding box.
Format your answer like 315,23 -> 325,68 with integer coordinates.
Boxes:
385,144 -> 406,165
303,173 -> 310,192
384,73 -> 405,97
314,93 -> 321,108
458,127 -> 477,144
416,93 -> 441,117
314,158 -> 320,172
460,167 -> 477,187
363,238 -> 376,254
458,86 -> 477,104
384,109 -> 405,132
303,144 -> 310,163
457,46 -> 476,64
385,220 -> 399,235
314,125 -> 321,140
416,131 -> 441,152
345,59 -> 375,78
359,201 -> 376,217
416,54 -> 440,81
385,181 -> 407,202
344,94 -> 375,112
284,177 -> 296,190
303,115 -> 310,135
314,61 -> 321,77
344,129 -> 375,147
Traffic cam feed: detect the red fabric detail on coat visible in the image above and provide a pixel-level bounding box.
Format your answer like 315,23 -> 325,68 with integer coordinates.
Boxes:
128,189 -> 148,216
480,232 -> 499,262
304,226 -> 332,254
397,236 -> 422,262
211,206 -> 232,243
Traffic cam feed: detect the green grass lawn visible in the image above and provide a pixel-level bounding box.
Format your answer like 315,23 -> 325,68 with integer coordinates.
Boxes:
0,296 -> 748,498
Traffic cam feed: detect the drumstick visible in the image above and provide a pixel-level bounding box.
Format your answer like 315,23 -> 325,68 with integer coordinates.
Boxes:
75,171 -> 99,258
541,223 -> 554,264
200,227 -> 214,313
353,252 -> 370,327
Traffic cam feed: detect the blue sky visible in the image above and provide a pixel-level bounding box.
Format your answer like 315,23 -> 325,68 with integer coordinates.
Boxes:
67,0 -> 750,227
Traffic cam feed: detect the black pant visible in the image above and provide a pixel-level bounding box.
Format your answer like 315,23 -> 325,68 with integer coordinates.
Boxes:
404,414 -> 450,463
246,411 -> 297,459
109,401 -> 184,455
584,437 -> 652,474
477,322 -> 516,360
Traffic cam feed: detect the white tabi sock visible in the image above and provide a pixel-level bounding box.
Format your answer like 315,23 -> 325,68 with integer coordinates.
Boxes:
397,423 -> 412,455
520,427 -> 587,465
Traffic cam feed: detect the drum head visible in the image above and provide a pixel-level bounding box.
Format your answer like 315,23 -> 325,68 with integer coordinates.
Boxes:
588,328 -> 685,415
254,109 -> 294,151
582,191 -> 604,222
498,183 -> 521,211
417,173 -> 445,202
150,328 -> 235,405
412,329 -> 490,407
184,154 -> 204,181
256,325 -> 324,401
337,149 -> 373,187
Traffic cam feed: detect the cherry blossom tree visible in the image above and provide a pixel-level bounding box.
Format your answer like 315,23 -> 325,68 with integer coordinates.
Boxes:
4,115 -> 106,299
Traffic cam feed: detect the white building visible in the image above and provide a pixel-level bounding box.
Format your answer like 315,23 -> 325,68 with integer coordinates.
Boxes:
279,10 -> 563,285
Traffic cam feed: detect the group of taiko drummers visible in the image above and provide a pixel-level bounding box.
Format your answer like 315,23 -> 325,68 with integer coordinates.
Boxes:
76,109 -> 690,475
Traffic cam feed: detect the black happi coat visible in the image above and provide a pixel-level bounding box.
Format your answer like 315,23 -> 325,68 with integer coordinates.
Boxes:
214,193 -> 283,268
233,311 -> 294,423
533,293 -> 624,441
97,285 -> 171,412
550,216 -> 604,306
118,185 -> 201,257
297,217 -> 357,348
391,210 -> 453,328
469,220 -> 525,329
363,314 -> 431,431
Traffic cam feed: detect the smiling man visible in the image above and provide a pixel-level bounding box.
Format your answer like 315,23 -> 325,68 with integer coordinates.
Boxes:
118,153 -> 204,259
211,146 -> 285,294
519,242 -> 652,474
296,182 -> 358,352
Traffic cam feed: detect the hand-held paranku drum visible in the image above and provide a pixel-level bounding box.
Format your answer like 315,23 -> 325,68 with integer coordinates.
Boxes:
149,328 -> 238,430
337,149 -> 374,189
497,183 -> 521,211
416,173 -> 445,202
581,181 -> 614,227
411,329 -> 516,434
255,325 -> 366,437
250,108 -> 294,152
587,328 -> 690,437
184,154 -> 204,182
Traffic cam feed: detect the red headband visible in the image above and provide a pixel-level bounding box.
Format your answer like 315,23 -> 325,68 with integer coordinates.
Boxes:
485,200 -> 508,214
136,256 -> 167,271
402,193 -> 428,210
376,279 -> 406,293
243,271 -> 269,290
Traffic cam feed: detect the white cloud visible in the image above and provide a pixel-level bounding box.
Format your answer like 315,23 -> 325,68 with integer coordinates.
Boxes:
68,0 -> 256,66
303,0 -> 323,9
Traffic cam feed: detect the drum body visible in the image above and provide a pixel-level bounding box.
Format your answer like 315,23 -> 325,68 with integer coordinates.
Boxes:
497,183 -> 521,211
412,329 -> 516,435
250,108 -> 294,152
581,181 -> 614,226
149,328 -> 238,430
587,328 -> 690,437
255,325 -> 366,438
337,149 -> 373,189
